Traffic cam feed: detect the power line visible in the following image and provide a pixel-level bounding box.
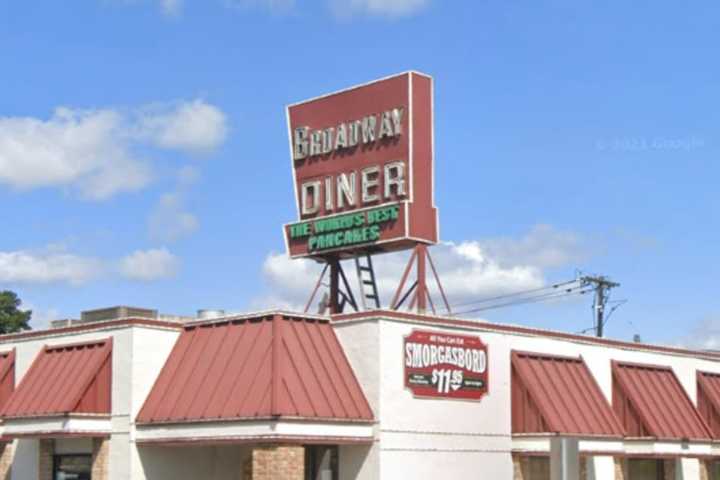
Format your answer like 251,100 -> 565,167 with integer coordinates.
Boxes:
453,285 -> 594,316
450,279 -> 581,310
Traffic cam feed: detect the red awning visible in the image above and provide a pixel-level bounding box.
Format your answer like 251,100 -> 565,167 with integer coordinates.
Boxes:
613,361 -> 711,440
511,351 -> 624,437
697,371 -> 720,438
137,314 -> 373,424
1,339 -> 112,418
0,349 -> 15,410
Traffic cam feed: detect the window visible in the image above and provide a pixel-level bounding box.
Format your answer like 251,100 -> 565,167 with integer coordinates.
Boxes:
53,454 -> 91,480
709,461 -> 720,480
305,446 -> 338,480
627,458 -> 664,480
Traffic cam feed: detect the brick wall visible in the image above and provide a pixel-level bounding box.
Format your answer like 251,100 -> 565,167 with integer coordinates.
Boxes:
91,437 -> 110,480
614,457 -> 626,480
700,460 -> 711,480
38,439 -> 53,480
250,445 -> 304,480
511,454 -> 588,480
512,455 -> 525,480
0,442 -> 13,480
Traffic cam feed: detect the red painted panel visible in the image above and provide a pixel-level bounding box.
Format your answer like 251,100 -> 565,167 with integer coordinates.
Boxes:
137,314 -> 373,424
511,351 -> 624,437
697,371 -> 720,438
0,350 -> 15,410
1,339 -> 112,418
612,361 -> 711,440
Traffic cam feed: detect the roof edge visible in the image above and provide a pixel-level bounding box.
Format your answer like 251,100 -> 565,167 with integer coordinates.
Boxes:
334,309 -> 720,362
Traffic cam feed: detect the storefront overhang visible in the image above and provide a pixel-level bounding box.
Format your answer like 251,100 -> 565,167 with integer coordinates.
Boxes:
512,435 -> 716,458
612,361 -> 712,441
0,338 -> 112,437
135,419 -> 374,446
137,313 -> 374,425
511,351 -> 624,438
0,414 -> 111,439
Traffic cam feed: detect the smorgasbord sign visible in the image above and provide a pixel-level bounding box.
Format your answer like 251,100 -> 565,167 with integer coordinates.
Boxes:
404,330 -> 488,401
284,72 -> 438,260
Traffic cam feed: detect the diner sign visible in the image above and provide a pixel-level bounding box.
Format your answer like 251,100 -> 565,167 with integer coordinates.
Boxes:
284,72 -> 438,259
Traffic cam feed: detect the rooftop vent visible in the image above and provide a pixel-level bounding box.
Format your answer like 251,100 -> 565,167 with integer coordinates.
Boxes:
80,306 -> 158,323
50,319 -> 80,329
197,309 -> 226,320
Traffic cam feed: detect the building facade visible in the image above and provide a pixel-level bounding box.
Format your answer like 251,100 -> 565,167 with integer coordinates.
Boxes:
0,306 -> 718,479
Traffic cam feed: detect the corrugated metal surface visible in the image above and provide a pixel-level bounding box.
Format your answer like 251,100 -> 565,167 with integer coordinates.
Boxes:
612,361 -> 711,440
0,350 -> 15,410
511,351 -> 624,436
137,314 -> 374,424
697,371 -> 720,438
0,339 -> 112,418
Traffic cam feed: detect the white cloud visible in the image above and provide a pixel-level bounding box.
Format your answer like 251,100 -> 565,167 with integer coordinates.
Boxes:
253,225 -> 587,313
224,0 -> 295,13
20,301 -> 61,329
160,0 -> 182,16
0,99 -> 227,200
678,316 -> 720,351
481,224 -> 589,269
148,192 -> 199,242
0,248 -> 103,285
0,245 -> 181,285
0,108 -> 149,200
119,248 -> 179,281
138,100 -> 228,154
331,0 -> 429,18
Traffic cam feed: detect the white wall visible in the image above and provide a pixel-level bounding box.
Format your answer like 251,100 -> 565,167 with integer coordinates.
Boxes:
135,445 -> 251,480
0,322 -> 180,480
334,314 -> 720,480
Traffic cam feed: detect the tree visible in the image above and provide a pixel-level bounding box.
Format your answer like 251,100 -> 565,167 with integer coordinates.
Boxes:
0,291 -> 32,334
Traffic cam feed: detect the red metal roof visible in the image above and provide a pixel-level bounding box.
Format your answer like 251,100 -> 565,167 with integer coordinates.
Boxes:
137,314 -> 373,424
612,361 -> 711,440
0,350 -> 15,410
1,339 -> 112,418
697,371 -> 720,438
511,351 -> 624,437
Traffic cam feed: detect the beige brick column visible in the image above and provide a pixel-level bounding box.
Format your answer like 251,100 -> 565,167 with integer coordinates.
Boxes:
700,460 -> 711,480
250,445 -> 304,480
512,454 -> 526,480
614,457 -> 626,480
38,439 -> 53,480
0,442 -> 14,480
91,437 -> 110,480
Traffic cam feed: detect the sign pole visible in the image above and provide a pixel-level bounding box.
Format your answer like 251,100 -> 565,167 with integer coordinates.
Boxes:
416,244 -> 427,314
329,258 -> 340,314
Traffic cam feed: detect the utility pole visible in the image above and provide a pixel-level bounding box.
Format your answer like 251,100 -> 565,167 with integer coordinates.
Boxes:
580,275 -> 620,338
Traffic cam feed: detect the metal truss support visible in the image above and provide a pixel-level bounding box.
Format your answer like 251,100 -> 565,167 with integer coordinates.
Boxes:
391,244 -> 451,315
304,257 -> 358,315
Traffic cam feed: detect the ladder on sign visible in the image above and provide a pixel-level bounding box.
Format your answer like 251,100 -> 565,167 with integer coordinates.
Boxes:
355,254 -> 381,310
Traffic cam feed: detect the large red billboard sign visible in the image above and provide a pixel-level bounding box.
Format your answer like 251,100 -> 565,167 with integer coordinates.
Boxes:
284,72 -> 438,259
404,330 -> 489,401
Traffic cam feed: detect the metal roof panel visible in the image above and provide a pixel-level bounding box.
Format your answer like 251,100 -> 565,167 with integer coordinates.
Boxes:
512,351 -> 624,437
612,361 -> 711,440
137,314 -> 373,424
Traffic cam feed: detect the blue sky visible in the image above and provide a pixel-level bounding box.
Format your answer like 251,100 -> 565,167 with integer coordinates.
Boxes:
1,0 -> 719,346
